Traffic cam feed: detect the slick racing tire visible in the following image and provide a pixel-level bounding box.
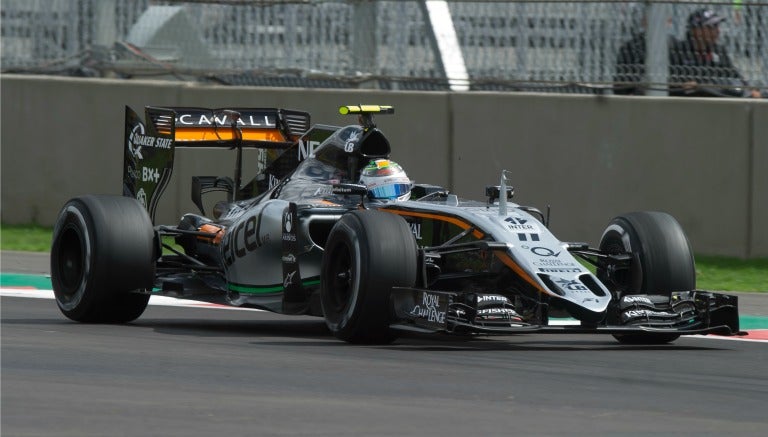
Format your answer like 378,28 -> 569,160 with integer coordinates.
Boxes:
598,211 -> 695,345
51,195 -> 155,323
320,210 -> 418,344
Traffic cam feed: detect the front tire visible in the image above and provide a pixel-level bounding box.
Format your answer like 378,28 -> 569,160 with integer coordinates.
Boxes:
51,195 -> 155,323
320,210 -> 418,343
598,211 -> 695,344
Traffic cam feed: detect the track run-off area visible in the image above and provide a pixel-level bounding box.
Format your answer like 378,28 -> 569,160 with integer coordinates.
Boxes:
2,261 -> 768,435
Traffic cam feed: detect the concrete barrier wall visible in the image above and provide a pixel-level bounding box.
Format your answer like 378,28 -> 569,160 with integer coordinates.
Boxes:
752,103 -> 768,257
1,75 -> 765,257
450,93 -> 760,257
0,76 -> 451,227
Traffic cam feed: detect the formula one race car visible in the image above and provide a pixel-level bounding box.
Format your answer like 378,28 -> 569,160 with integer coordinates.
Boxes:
50,104 -> 741,344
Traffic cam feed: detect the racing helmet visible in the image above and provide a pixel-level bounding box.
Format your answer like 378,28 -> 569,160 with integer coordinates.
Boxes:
359,159 -> 412,201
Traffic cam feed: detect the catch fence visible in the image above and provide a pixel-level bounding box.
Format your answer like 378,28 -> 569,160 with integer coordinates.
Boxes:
2,0 -> 765,94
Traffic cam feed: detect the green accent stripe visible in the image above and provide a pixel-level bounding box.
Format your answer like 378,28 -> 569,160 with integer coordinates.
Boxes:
739,316 -> 768,330
229,283 -> 284,294
227,278 -> 321,295
0,273 -> 52,289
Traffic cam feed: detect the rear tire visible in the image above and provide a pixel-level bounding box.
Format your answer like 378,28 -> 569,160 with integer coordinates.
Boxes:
320,210 -> 418,343
51,195 -> 155,323
598,211 -> 695,345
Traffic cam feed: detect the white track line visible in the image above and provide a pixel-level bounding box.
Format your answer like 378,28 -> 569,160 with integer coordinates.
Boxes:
0,288 -> 262,311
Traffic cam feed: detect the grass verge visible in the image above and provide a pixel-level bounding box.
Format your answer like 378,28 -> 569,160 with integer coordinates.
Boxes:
2,224 -> 766,292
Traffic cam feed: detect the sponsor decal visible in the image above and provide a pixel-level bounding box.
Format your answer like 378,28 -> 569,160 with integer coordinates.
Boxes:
539,267 -> 582,273
142,167 -> 161,183
344,131 -> 361,153
126,167 -> 139,182
623,296 -> 653,305
132,135 -> 155,147
282,214 -> 297,242
283,271 -> 296,288
130,135 -> 169,148
313,186 -> 334,196
128,123 -> 172,157
478,308 -> 513,315
476,294 -> 510,304
298,139 -> 321,161
221,212 -> 269,266
504,217 -> 538,233
409,222 -> 422,240
154,138 -> 172,148
555,278 -> 589,292
136,188 -> 147,208
625,309 -> 678,319
283,210 -> 294,233
332,185 -> 359,194
532,259 -> 577,267
530,246 -> 560,257
476,307 -> 522,321
176,113 -> 275,127
281,254 -> 297,264
409,292 -> 446,323
127,123 -> 146,160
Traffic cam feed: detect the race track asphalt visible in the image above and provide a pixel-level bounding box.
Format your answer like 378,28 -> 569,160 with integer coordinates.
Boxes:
2,251 -> 768,436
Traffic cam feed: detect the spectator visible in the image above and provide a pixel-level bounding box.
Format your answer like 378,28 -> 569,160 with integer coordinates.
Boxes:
614,30 -> 647,95
614,3 -> 649,95
614,3 -> 675,96
669,8 -> 762,98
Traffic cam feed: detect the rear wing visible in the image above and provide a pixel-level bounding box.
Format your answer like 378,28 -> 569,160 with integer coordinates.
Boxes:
123,106 -> 310,222
170,106 -> 310,147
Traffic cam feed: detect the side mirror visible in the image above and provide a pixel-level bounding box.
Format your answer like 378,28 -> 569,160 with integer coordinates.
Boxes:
485,185 -> 514,204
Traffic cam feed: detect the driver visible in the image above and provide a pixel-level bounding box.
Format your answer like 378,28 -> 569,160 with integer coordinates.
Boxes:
359,159 -> 412,201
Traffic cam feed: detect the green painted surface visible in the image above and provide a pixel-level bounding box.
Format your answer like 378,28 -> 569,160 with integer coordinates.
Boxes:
228,283 -> 284,294
0,273 -> 52,289
739,316 -> 768,330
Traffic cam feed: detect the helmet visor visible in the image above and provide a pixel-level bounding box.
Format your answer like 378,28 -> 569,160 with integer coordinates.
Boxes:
368,183 -> 411,200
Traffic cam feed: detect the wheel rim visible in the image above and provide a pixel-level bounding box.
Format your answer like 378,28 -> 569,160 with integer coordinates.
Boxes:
326,242 -> 353,315
57,225 -> 85,296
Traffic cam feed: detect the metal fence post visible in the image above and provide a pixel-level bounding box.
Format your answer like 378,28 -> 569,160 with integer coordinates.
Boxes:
352,0 -> 378,88
94,0 -> 118,48
645,2 -> 669,96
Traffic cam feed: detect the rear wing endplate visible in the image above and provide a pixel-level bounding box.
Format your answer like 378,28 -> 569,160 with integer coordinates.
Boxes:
124,106 -> 176,223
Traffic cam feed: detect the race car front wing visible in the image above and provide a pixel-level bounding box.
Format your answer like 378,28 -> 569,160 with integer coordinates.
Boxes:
390,288 -> 742,337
